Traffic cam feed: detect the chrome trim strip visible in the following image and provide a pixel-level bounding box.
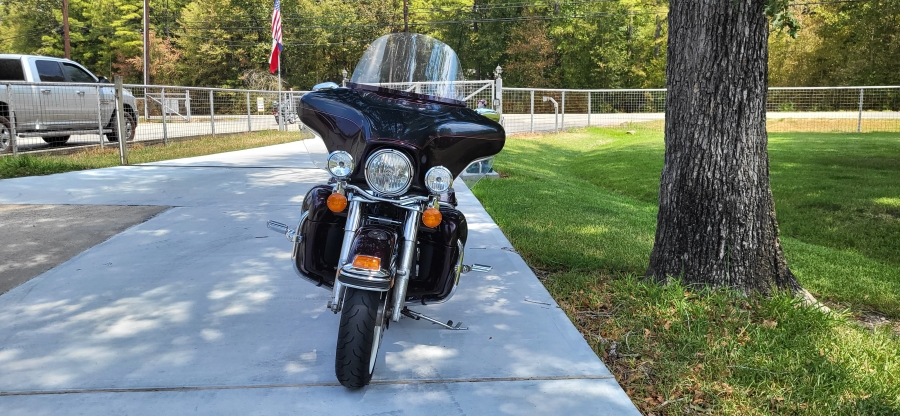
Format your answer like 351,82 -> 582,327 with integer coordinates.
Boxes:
344,184 -> 429,210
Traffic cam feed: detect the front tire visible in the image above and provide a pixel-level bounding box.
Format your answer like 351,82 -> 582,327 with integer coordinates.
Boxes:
335,288 -> 387,388
106,111 -> 136,142
0,116 -> 12,154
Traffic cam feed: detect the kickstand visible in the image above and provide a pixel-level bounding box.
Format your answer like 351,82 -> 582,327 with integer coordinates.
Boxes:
401,307 -> 468,330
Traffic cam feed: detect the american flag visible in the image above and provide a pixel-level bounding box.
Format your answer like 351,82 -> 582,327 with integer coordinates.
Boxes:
268,0 -> 282,74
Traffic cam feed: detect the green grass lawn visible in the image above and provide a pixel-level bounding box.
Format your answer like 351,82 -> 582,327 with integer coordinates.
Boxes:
0,130 -> 307,179
471,127 -> 900,415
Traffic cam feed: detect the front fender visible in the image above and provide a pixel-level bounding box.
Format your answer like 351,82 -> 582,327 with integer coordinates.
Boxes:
337,225 -> 397,292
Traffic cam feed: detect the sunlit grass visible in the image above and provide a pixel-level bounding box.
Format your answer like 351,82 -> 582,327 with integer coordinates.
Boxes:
471,127 -> 900,414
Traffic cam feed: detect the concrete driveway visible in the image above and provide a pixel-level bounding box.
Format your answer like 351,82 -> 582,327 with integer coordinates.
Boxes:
0,139 -> 638,415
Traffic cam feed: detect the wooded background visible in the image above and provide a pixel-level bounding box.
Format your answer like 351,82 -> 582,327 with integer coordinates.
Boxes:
1,0 -> 897,89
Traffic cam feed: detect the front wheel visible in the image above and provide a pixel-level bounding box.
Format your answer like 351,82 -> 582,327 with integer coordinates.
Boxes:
335,288 -> 387,388
0,116 -> 12,154
106,111 -> 136,142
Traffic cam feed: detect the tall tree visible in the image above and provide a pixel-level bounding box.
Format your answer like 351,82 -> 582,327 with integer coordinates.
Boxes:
646,0 -> 801,294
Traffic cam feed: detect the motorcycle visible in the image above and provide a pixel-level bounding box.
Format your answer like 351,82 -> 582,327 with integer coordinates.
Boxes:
266,33 -> 505,388
272,99 -> 298,124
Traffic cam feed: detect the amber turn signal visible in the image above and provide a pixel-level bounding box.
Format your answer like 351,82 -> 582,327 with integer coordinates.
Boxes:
352,255 -> 382,271
422,207 -> 442,228
327,192 -> 348,212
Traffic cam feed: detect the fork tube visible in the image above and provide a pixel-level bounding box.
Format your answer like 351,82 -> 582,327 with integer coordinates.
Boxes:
391,209 -> 421,322
329,197 -> 362,312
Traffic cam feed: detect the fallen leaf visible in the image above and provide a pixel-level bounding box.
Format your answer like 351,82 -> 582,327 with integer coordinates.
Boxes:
763,320 -> 778,328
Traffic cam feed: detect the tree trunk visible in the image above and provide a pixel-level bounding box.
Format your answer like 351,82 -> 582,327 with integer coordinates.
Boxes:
646,0 -> 801,294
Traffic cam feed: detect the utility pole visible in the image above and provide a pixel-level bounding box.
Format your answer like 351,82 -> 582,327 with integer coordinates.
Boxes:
403,0 -> 408,33
62,0 -> 71,59
143,0 -> 150,85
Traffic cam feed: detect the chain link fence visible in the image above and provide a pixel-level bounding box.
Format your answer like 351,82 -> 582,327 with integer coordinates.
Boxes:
499,86 -> 900,134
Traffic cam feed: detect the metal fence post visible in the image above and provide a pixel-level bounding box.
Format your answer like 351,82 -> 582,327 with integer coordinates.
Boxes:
530,90 -> 534,133
161,87 -> 169,145
561,91 -> 565,129
96,85 -> 104,149
6,83 -> 18,156
857,88 -> 864,133
587,92 -> 592,127
185,90 -> 192,122
143,87 -> 149,123
209,89 -> 216,136
114,75 -> 128,165
246,92 -> 252,132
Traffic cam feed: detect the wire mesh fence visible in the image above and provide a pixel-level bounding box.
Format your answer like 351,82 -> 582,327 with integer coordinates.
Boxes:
1,81 -> 309,156
500,86 -> 900,134
1,81 -> 125,154
130,86 -> 308,145
4,80 -> 899,160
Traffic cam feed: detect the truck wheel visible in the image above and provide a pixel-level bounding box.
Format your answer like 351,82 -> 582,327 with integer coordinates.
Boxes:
0,116 -> 11,154
42,136 -> 70,145
335,288 -> 388,388
106,111 -> 137,142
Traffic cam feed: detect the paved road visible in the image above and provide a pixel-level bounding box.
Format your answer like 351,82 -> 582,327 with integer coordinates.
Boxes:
0,139 -> 639,415
0,204 -> 167,295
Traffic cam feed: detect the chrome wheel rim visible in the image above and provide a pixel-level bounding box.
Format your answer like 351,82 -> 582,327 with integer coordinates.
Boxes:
125,118 -> 134,141
0,125 -> 9,152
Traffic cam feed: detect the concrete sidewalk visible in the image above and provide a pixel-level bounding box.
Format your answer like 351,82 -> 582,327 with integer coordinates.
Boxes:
0,139 -> 638,415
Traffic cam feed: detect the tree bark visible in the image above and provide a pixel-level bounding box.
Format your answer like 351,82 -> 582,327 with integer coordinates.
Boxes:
646,0 -> 801,294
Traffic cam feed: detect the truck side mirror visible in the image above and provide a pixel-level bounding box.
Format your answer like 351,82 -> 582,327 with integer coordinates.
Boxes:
98,76 -> 110,83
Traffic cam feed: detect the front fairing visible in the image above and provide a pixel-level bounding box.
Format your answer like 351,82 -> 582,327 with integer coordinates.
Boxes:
299,86 -> 504,193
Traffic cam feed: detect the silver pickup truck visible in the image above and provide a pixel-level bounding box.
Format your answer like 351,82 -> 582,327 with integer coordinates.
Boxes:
0,54 -> 138,153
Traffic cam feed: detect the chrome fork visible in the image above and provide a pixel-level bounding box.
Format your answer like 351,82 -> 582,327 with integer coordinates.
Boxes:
328,195 -> 363,313
390,209 -> 422,322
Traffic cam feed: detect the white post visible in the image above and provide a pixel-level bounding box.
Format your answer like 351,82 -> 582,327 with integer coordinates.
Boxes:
161,87 -> 168,145
857,88 -> 864,133
6,84 -> 18,156
588,92 -> 592,127
185,90 -> 192,122
114,75 -> 128,165
277,53 -> 284,131
96,85 -> 104,149
561,91 -> 565,129
530,90 -> 534,133
247,92 -> 252,132
209,89 -> 216,135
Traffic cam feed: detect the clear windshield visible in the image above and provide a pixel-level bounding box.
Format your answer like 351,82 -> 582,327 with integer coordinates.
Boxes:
350,33 -> 464,102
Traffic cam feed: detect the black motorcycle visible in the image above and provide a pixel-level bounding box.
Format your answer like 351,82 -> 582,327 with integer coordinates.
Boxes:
272,99 -> 298,124
267,33 -> 505,388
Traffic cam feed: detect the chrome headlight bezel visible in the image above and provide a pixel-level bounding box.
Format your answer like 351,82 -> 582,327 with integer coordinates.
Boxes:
326,151 -> 354,178
424,166 -> 453,194
364,149 -> 413,196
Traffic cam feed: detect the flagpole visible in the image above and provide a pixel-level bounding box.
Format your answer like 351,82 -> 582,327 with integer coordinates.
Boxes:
277,50 -> 284,131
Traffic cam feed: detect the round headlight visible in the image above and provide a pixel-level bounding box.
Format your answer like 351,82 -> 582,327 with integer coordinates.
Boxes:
365,149 -> 413,196
424,166 -> 453,194
327,151 -> 354,178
